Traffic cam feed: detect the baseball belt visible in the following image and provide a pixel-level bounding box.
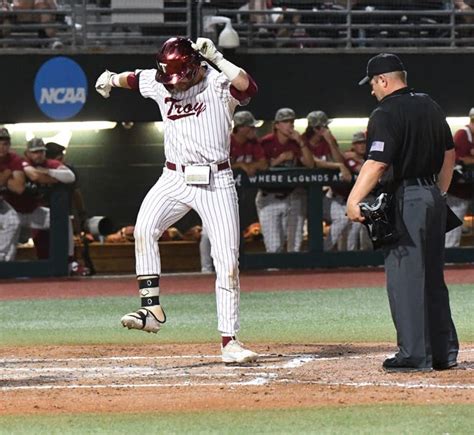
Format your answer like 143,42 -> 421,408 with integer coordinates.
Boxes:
166,161 -> 230,172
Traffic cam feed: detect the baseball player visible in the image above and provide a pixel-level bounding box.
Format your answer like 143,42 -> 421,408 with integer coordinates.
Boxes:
256,108 -> 314,253
344,131 -> 372,250
95,37 -> 258,363
5,138 -> 76,260
200,110 -> 267,273
230,110 -> 267,176
0,127 -> 24,261
445,107 -> 474,247
2,137 -> 75,260
45,141 -> 91,275
302,111 -> 353,250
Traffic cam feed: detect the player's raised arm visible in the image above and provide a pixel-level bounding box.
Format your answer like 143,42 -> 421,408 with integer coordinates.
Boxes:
95,70 -> 139,98
191,37 -> 257,96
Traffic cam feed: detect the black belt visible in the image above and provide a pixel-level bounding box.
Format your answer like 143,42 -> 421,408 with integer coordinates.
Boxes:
166,161 -> 230,172
401,175 -> 437,187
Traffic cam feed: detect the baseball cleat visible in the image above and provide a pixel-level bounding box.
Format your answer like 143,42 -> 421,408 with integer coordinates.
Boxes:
121,306 -> 166,333
221,339 -> 258,363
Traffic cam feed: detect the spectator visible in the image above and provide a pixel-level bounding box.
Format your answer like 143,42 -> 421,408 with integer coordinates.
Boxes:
445,107 -> 474,247
45,141 -> 90,275
256,107 -> 314,253
0,1 -> 12,38
454,0 -> 474,39
344,130 -> 372,250
0,127 -> 25,262
12,0 -> 62,47
5,137 -> 75,260
238,1 -> 272,27
302,110 -> 353,251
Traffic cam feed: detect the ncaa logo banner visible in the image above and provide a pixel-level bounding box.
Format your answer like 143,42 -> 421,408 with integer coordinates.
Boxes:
34,57 -> 87,120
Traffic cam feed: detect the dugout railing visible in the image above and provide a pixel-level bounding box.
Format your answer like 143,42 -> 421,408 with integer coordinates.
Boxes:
0,168 -> 472,278
236,167 -> 474,271
0,187 -> 69,279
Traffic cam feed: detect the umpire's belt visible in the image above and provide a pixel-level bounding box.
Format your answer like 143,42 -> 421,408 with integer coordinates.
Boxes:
401,175 -> 437,187
166,161 -> 230,172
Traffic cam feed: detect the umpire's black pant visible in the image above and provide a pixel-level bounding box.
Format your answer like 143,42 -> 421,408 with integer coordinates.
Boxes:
384,184 -> 459,368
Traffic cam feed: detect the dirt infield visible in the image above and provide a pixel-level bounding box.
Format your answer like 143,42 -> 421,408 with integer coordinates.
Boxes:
1,268 -> 473,416
1,343 -> 473,415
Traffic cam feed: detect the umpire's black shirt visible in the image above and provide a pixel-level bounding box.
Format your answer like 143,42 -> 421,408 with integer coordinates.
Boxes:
366,87 -> 454,181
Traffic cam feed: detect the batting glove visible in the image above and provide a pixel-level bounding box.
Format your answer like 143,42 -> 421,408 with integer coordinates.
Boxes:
95,70 -> 116,99
192,37 -> 241,81
191,37 -> 223,64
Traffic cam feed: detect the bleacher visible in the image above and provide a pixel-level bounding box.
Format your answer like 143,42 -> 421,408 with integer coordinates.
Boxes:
0,0 -> 473,52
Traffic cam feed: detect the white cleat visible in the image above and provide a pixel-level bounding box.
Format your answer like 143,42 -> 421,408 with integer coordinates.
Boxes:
121,306 -> 166,333
221,339 -> 258,363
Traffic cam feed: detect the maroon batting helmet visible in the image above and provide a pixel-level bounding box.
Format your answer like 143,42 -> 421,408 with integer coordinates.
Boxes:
155,37 -> 201,85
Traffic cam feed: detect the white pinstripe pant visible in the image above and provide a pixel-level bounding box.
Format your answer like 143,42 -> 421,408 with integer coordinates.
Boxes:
0,202 -> 50,261
323,195 -> 351,251
287,188 -> 306,252
255,190 -> 289,253
0,200 -> 20,261
445,194 -> 471,248
134,167 -> 240,335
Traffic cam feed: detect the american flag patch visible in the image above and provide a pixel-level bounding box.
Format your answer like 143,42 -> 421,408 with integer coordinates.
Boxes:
370,141 -> 385,152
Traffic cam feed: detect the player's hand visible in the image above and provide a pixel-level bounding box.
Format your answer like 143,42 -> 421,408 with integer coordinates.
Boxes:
95,70 -> 116,99
346,201 -> 364,222
288,129 -> 302,143
321,128 -> 334,143
0,169 -> 12,186
338,164 -> 353,182
245,165 -> 258,177
191,37 -> 223,64
281,150 -> 295,161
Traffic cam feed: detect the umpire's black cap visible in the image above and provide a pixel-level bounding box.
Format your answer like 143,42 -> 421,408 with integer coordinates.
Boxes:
358,53 -> 406,85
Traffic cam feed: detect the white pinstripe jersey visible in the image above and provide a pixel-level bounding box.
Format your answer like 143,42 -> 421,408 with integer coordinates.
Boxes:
138,67 -> 244,165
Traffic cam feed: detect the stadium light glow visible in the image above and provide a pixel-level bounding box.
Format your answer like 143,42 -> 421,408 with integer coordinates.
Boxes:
4,121 -> 117,132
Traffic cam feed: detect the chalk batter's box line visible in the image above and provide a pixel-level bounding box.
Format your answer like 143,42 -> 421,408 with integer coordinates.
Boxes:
1,348 -> 472,364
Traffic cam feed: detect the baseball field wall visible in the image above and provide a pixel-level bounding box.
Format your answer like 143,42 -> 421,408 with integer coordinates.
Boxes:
0,52 -> 473,122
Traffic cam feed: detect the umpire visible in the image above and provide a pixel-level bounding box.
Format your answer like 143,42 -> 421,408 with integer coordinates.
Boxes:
347,53 -> 459,371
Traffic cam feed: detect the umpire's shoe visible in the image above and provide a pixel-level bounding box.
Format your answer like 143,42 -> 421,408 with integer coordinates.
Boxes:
382,357 -> 431,372
121,306 -> 166,333
221,339 -> 258,363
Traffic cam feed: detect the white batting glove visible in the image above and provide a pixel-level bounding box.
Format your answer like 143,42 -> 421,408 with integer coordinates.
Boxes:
192,37 -> 241,81
95,70 -> 116,99
191,37 -> 223,64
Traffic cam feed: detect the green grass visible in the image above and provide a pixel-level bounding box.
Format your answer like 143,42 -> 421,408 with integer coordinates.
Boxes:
0,285 -> 472,346
0,404 -> 473,434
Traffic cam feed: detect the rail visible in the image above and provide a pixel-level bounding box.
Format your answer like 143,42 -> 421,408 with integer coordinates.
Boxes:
0,1 -> 473,53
